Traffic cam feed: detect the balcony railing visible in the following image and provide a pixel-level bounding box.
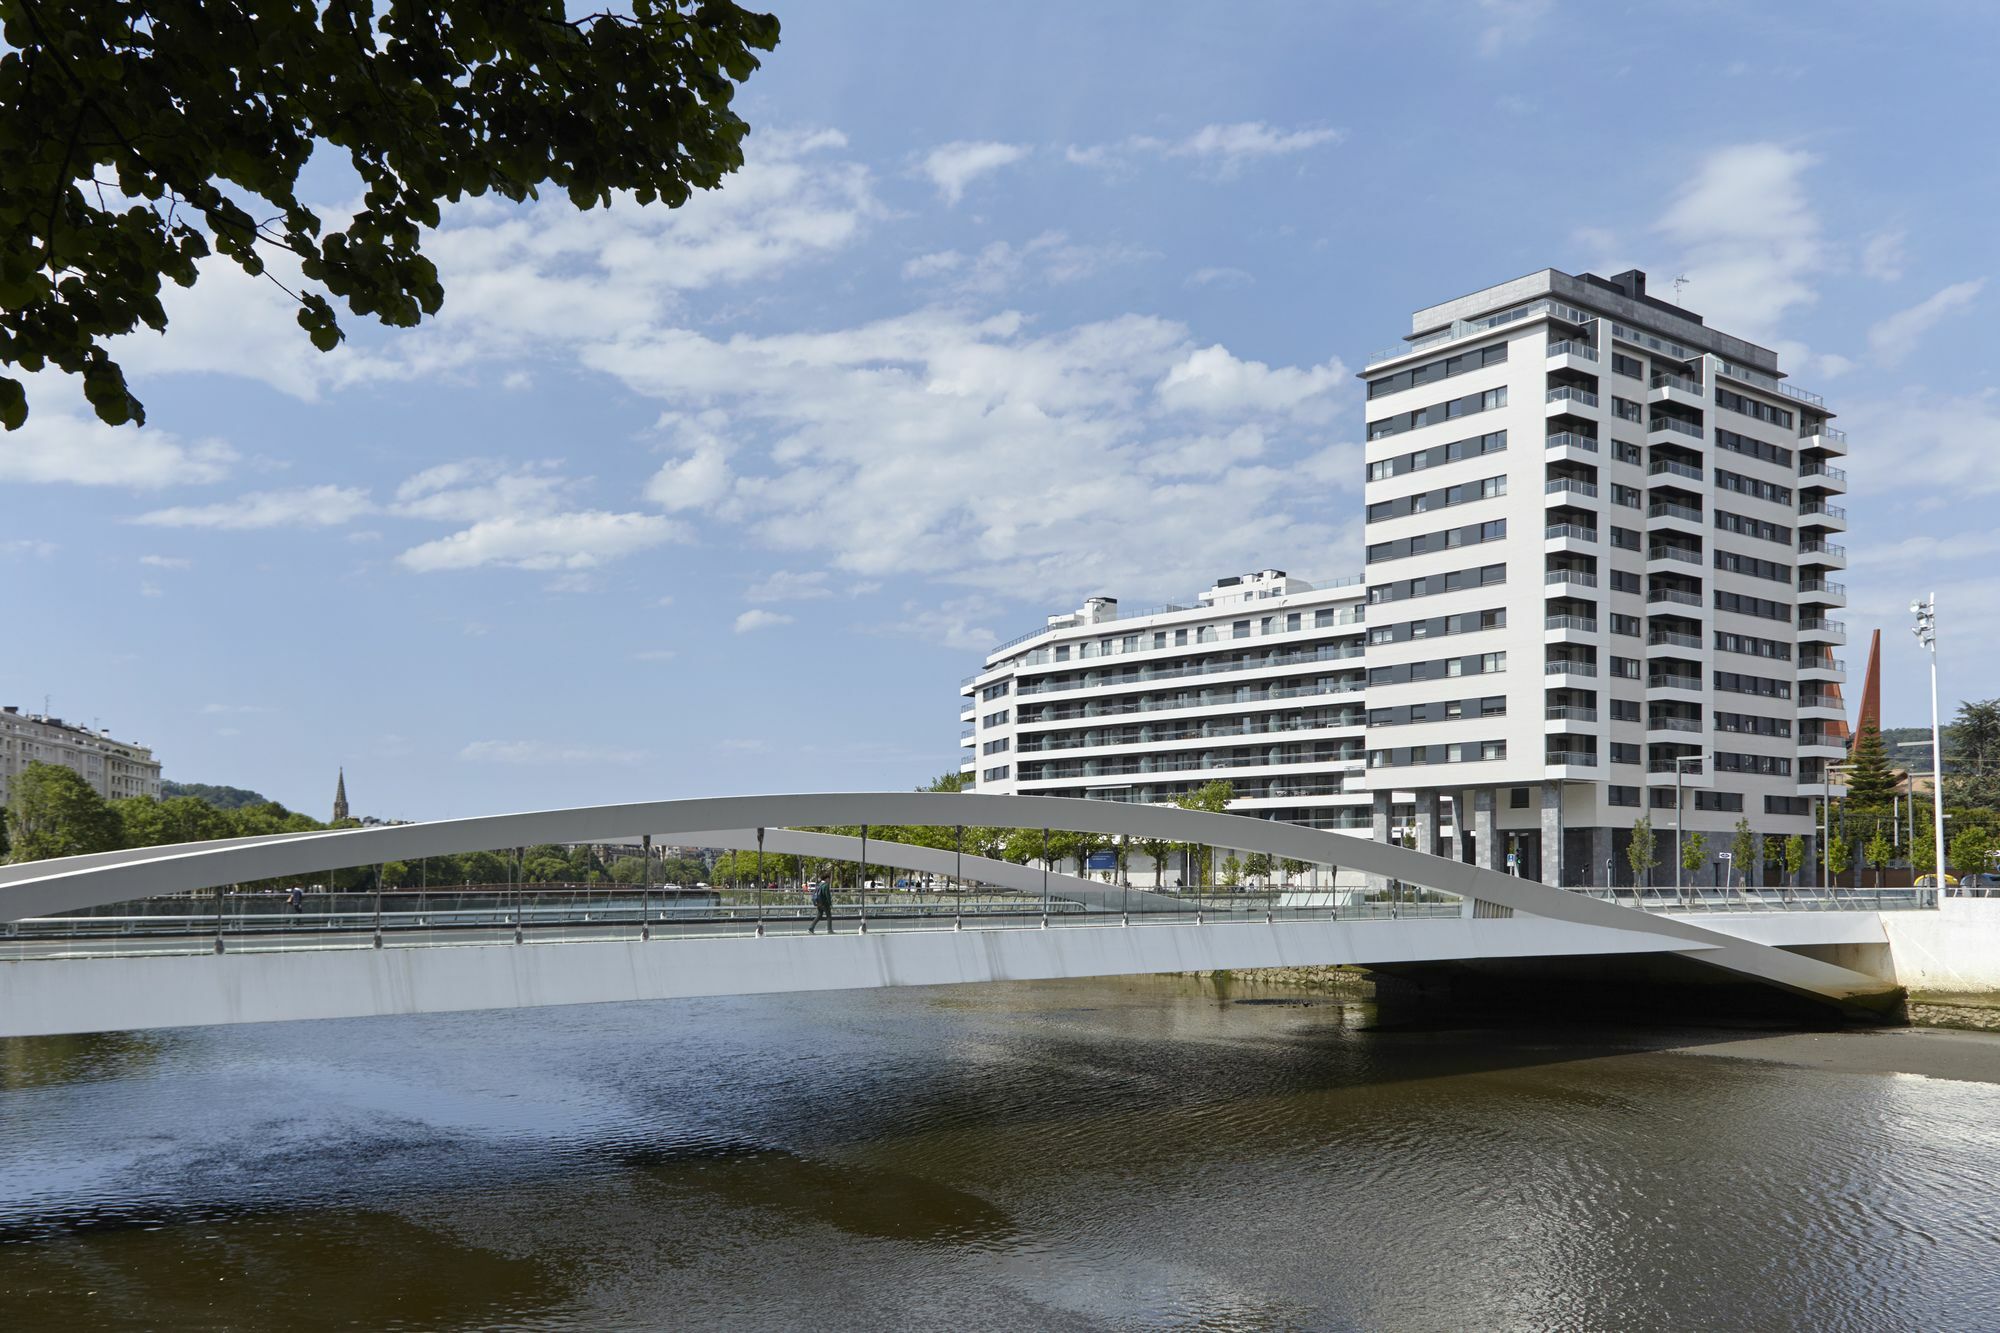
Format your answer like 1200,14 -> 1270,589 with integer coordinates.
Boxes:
1547,340 -> 1599,361
1015,644 -> 1366,697
1545,478 -> 1599,498
1710,354 -> 1825,408
1647,674 -> 1701,690
1799,619 -> 1846,641
1546,523 -> 1599,542
1800,539 -> 1847,558
1799,501 -> 1847,520
1546,751 -> 1600,767
1648,760 -> 1704,775
1648,631 -> 1702,650
1650,372 -> 1703,394
1647,717 -> 1701,733
1547,387 -> 1600,408
1801,423 -> 1848,443
1648,459 -> 1702,481
1647,502 -> 1702,523
1545,705 -> 1599,723
1799,461 -> 1847,483
1647,588 -> 1702,608
1649,415 -> 1704,438
1545,660 -> 1599,677
1545,431 -> 1600,452
1801,657 -> 1847,673
1799,578 -> 1847,596
1545,569 -> 1598,587
1647,545 -> 1702,564
1546,615 -> 1599,633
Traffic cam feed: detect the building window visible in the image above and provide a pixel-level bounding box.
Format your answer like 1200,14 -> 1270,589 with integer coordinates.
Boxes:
1609,786 -> 1640,807
1511,787 -> 1530,809
983,765 -> 1011,781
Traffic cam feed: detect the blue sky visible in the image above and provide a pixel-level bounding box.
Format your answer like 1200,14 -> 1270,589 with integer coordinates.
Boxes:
4,0 -> 1998,820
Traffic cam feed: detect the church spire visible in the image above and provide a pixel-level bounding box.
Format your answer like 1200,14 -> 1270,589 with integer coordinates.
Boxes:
333,767 -> 349,823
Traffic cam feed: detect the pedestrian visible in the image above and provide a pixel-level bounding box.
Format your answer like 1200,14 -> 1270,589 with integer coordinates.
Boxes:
808,877 -> 835,934
287,884 -> 304,914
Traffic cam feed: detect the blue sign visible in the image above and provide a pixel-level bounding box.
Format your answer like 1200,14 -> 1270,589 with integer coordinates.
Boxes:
1086,850 -> 1120,871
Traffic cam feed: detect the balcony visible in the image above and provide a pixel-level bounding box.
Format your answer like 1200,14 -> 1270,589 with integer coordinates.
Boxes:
1800,424 -> 1848,456
1545,430 -> 1600,456
1648,372 -> 1706,408
1799,658 -> 1847,683
1799,538 -> 1847,568
1799,735 -> 1849,759
1646,673 -> 1703,694
1545,615 -> 1599,639
1547,339 -> 1600,370
1646,545 -> 1703,566
1799,618 -> 1846,642
1647,587 -> 1703,609
1648,415 -> 1705,441
1546,386 -> 1601,414
1648,459 -> 1702,483
1545,568 -> 1599,589
1647,630 -> 1703,652
1545,477 -> 1599,500
1799,461 -> 1847,491
1546,523 -> 1600,544
1798,695 -> 1846,717
1545,705 -> 1599,724
1545,659 -> 1599,679
1545,751 -> 1601,769
1647,716 -> 1702,734
1647,501 -> 1704,534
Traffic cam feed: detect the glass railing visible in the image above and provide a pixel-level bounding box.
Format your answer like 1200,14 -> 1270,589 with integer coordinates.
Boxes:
1648,460 -> 1701,480
1545,706 -> 1599,722
1647,502 -> 1702,522
1545,431 -> 1599,451
1545,615 -> 1599,632
1545,478 -> 1599,497
1545,660 -> 1599,676
1547,339 -> 1599,360
1545,524 -> 1599,542
1547,387 -> 1600,408
1545,569 -> 1598,586
1647,674 -> 1701,690
1546,751 -> 1600,767
1647,546 -> 1702,563
1647,588 -> 1702,607
1799,501 -> 1847,520
1799,462 -> 1847,483
1647,632 -> 1702,649
1648,415 -> 1703,437
1709,353 -> 1825,408
1650,373 -> 1703,394
1647,717 -> 1701,732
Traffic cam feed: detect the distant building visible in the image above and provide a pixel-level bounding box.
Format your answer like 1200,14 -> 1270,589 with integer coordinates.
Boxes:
332,767 -> 350,823
0,705 -> 163,805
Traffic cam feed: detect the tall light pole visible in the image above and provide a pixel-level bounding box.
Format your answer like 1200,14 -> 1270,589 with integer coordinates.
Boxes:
1913,594 -> 1947,903
1674,752 -> 1702,908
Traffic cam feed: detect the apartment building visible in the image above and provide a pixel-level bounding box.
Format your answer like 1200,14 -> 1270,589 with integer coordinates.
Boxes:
1359,268 -> 1844,885
0,706 -> 164,806
959,570 -> 1372,833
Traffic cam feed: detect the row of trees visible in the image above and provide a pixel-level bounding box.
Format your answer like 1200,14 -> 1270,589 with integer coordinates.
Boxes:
0,761 -> 713,890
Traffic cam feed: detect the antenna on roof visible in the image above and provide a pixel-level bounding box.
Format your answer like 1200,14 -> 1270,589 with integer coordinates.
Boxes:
1672,274 -> 1690,304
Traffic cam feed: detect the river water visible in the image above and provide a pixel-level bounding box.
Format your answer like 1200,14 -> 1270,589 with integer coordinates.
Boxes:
3,976 -> 1998,1331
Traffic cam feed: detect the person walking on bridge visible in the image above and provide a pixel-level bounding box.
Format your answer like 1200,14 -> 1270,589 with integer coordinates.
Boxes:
808,877 -> 836,934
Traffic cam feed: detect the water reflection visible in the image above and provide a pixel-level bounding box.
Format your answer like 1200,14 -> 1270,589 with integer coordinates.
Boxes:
2,976 -> 1998,1330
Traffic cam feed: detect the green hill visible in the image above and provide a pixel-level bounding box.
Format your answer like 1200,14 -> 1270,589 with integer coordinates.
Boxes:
159,780 -> 272,810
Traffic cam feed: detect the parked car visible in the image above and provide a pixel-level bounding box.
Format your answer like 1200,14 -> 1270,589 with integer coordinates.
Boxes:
1957,873 -> 2000,891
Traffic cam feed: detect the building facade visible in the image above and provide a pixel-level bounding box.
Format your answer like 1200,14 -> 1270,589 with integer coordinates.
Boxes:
960,570 -> 1371,832
0,706 -> 164,806
958,268 -> 1850,889
1359,268 -> 1844,885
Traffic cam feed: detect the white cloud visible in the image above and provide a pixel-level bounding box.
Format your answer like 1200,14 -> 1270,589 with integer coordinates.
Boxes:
874,596 -> 1002,651
1867,279 -> 1984,367
578,306 -> 1359,605
501,369 -> 534,391
1656,143 -> 1823,340
2,539 -> 57,559
1860,230 -> 1907,282
919,140 -> 1029,205
139,554 -> 191,569
1155,345 -> 1347,420
112,128 -> 880,397
134,485 -> 372,529
645,439 -> 733,511
900,231 -> 1152,295
747,569 -> 834,602
391,458 -> 570,523
1068,123 -> 1341,178
459,740 -> 647,765
1185,266 -> 1254,289
396,511 -> 687,572
733,608 -> 794,633
139,580 -> 164,598
0,405 -> 236,489
1842,390 -> 2000,497
1475,0 -> 1554,57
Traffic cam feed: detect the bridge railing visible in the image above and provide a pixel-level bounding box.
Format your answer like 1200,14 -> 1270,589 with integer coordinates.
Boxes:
0,882 -> 1470,961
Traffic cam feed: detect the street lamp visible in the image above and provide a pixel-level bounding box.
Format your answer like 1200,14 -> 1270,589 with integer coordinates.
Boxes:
1719,850 -> 1734,894
1913,595 -> 1947,903
1674,752 -> 1703,908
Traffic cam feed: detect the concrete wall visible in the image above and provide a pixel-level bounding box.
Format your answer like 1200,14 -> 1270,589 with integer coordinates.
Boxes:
1884,899 -> 2000,995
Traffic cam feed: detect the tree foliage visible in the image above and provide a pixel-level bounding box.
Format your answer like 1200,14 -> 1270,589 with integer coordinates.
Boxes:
1783,834 -> 1806,885
5,760 -> 122,860
1947,699 -> 2000,810
1680,830 -> 1707,876
1625,814 -> 1657,886
1730,817 -> 1755,879
0,0 -> 780,430
1865,828 -> 1893,885
1843,719 -> 1900,811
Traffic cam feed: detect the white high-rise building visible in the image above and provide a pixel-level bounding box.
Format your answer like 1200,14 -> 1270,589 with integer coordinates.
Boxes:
0,706 -> 163,806
960,570 -> 1371,833
1360,268 -> 1843,885
955,267 -> 1848,890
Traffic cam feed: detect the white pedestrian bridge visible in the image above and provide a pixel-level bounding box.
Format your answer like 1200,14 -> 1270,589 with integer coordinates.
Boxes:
0,792 -> 1918,1037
